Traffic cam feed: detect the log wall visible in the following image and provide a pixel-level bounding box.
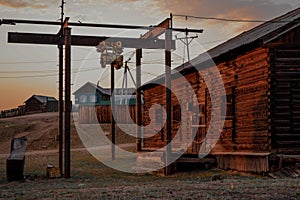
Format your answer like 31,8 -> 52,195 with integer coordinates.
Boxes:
142,47 -> 271,156
270,45 -> 300,154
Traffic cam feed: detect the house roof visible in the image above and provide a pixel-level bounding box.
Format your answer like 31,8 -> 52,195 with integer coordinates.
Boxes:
25,95 -> 57,104
73,82 -> 137,96
142,7 -> 300,88
188,7 -> 300,67
73,82 -> 111,95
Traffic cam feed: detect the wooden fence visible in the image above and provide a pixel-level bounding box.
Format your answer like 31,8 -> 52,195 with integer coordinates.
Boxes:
0,106 -> 26,119
78,105 -> 139,124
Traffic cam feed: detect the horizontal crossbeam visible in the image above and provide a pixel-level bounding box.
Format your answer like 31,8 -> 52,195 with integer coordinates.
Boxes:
1,18 -> 203,33
8,32 -> 176,49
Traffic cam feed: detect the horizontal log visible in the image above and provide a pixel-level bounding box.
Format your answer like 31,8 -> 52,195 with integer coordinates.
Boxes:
8,32 -> 175,49
276,141 -> 300,145
275,58 -> 300,62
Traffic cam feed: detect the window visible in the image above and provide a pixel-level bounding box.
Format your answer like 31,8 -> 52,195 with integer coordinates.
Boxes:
102,95 -> 110,101
221,87 -> 235,119
155,107 -> 162,125
173,105 -> 181,123
89,95 -> 97,103
79,95 -> 87,103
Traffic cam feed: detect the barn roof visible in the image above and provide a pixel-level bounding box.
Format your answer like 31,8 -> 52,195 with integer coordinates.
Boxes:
143,7 -> 300,88
187,7 -> 300,67
73,82 -> 111,95
73,82 -> 136,96
25,95 -> 57,104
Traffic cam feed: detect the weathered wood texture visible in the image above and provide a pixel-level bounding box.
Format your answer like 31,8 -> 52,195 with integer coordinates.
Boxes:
140,17 -> 300,173
78,105 -> 138,124
142,47 -> 271,157
270,45 -> 300,154
216,154 -> 269,172
25,98 -> 46,113
0,106 -> 26,118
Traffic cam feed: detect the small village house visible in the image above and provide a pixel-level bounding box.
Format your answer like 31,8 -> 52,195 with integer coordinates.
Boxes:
24,95 -> 58,113
74,82 -> 141,124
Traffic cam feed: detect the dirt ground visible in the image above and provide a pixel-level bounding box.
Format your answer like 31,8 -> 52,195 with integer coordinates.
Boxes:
0,150 -> 299,199
0,112 -> 135,154
0,113 -> 300,199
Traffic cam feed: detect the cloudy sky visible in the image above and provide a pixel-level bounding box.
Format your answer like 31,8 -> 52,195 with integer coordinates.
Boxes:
0,0 -> 299,110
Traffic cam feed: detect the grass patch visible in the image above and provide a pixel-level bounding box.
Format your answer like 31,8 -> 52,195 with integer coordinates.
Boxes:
0,150 -> 299,199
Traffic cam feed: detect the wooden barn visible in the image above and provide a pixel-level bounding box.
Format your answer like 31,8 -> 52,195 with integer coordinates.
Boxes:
24,95 -> 58,113
74,82 -> 142,124
138,7 -> 300,173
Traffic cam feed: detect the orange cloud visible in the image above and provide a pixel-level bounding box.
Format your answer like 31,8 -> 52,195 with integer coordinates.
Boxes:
0,0 -> 49,9
108,0 -> 293,34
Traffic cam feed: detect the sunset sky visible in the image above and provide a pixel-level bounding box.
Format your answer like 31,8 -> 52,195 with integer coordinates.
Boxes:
0,0 -> 299,110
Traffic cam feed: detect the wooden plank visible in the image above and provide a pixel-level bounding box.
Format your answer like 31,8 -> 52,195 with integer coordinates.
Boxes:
212,152 -> 270,156
8,32 -> 175,49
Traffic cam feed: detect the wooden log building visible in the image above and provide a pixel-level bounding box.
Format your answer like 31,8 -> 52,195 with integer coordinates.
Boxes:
139,8 -> 300,173
24,95 -> 58,114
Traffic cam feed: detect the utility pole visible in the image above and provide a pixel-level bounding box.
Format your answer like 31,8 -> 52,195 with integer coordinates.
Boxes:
121,59 -> 136,105
165,14 -> 173,176
58,0 -> 65,177
175,30 -> 198,63
64,23 -> 72,178
111,62 -> 116,160
136,49 -> 142,152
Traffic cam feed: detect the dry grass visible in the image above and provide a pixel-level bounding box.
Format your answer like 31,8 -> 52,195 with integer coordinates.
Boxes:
0,150 -> 300,199
1,113 -> 300,199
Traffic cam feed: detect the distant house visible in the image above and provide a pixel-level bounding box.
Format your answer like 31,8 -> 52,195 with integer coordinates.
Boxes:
73,82 -> 142,123
25,95 -> 58,113
74,82 -> 137,106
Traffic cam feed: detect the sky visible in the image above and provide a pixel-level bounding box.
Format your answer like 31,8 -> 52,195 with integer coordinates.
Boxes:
0,0 -> 299,110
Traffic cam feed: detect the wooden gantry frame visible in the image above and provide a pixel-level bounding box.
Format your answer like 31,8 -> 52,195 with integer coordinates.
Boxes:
0,16 -> 203,177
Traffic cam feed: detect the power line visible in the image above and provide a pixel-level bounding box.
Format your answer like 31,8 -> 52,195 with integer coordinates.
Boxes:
0,69 -> 57,74
0,66 -> 101,78
0,57 -> 99,65
173,14 -> 300,23
0,73 -> 58,78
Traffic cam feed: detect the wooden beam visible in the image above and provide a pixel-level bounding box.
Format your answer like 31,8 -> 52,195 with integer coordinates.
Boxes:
111,62 -> 116,160
141,18 -> 170,39
64,27 -> 71,178
165,27 -> 172,176
8,32 -> 176,49
58,41 -> 64,177
136,49 -> 142,152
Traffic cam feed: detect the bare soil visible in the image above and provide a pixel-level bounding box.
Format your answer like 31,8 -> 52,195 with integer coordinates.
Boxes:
0,112 -> 135,154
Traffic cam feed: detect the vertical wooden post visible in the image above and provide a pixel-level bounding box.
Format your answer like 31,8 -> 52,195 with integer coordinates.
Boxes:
58,0 -> 65,178
111,62 -> 116,160
58,42 -> 64,177
165,16 -> 172,176
136,49 -> 142,152
232,86 -> 236,143
64,27 -> 71,178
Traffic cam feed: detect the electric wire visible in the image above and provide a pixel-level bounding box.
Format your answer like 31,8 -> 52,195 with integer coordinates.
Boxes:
0,66 -> 101,78
173,14 -> 300,23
